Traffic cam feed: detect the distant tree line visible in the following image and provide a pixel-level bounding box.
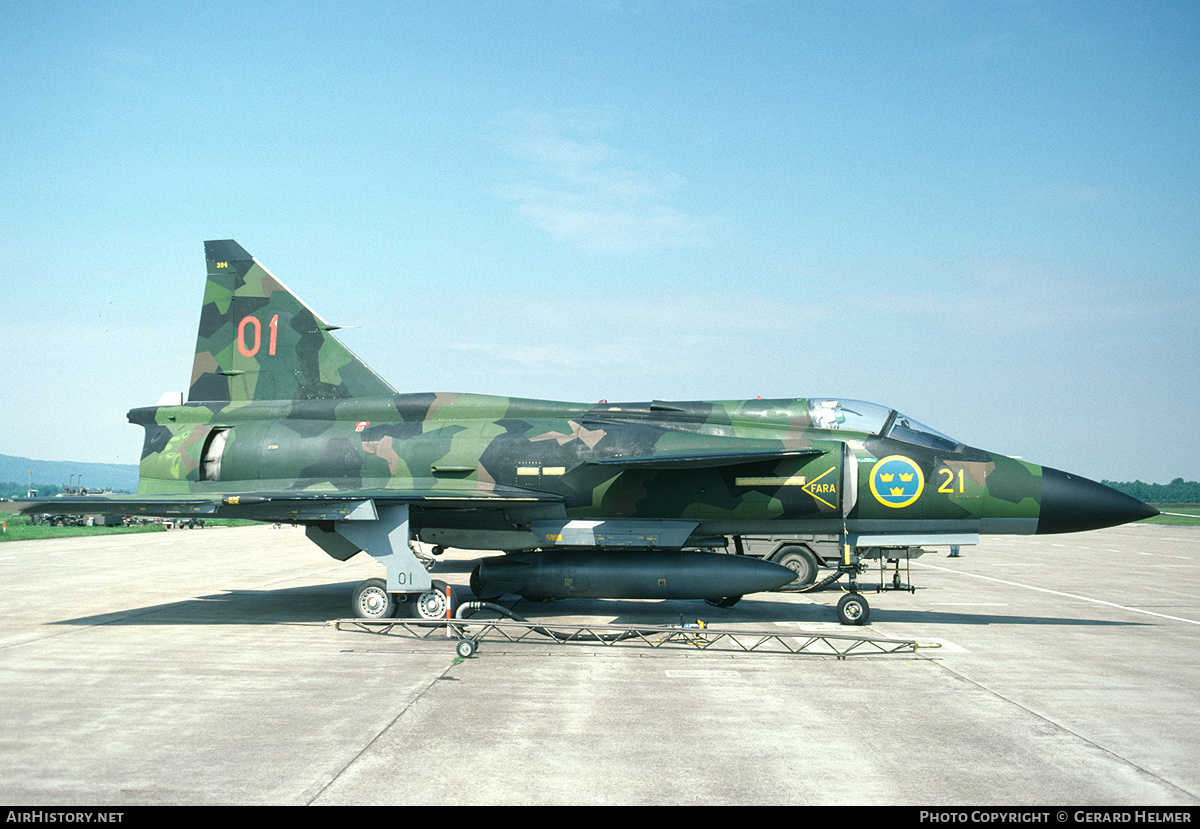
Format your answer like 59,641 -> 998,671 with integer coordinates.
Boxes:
1,482 -> 60,500
1102,478 -> 1200,504
2,482 -> 135,500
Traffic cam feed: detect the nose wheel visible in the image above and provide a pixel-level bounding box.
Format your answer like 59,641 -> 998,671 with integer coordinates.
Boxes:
836,593 -> 870,626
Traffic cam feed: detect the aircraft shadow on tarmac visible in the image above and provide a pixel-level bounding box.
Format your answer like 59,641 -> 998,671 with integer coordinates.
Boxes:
49,581 -> 1145,629
519,595 -> 1144,628
51,582 -> 361,626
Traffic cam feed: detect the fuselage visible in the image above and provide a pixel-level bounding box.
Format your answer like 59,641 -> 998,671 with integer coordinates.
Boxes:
129,393 -> 1154,546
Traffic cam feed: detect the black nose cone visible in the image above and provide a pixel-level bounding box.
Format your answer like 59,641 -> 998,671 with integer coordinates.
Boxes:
1037,467 -> 1159,534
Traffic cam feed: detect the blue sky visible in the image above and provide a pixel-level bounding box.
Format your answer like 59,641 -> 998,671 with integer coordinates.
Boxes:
2,0 -> 1197,483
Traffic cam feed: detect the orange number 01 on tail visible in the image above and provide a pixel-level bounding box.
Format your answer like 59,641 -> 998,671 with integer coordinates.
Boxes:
237,314 -> 278,357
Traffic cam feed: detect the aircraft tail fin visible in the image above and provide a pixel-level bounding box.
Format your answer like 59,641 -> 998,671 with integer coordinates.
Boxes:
189,240 -> 396,402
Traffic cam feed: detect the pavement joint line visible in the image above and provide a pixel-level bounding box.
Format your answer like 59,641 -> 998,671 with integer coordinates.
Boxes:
930,657 -> 1200,803
303,655 -> 457,805
916,560 -> 1200,626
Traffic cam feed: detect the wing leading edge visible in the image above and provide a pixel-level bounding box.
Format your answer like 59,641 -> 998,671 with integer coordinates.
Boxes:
14,487 -> 565,523
15,446 -> 827,522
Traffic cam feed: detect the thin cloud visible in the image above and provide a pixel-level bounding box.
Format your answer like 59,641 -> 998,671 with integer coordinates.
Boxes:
496,110 -> 720,253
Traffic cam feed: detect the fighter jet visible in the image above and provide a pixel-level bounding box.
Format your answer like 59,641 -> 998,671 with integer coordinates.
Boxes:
19,240 -> 1158,624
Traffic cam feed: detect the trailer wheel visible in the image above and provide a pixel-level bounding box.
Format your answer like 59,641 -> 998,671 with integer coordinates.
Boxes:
773,546 -> 819,587
836,593 -> 870,626
456,639 -> 477,658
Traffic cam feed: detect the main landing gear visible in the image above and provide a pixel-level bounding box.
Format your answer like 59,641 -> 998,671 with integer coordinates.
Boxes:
352,578 -> 396,619
352,578 -> 452,621
327,504 -> 451,621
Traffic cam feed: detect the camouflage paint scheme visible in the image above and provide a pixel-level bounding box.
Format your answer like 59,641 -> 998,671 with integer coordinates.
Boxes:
20,241 -> 1156,589
109,241 -> 1145,536
131,391 -> 1043,534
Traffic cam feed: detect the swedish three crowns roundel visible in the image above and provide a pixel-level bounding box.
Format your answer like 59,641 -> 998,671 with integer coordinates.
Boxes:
869,455 -> 924,509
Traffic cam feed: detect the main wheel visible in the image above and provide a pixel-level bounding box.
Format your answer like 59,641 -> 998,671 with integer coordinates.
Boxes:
410,581 -> 450,620
836,593 -> 870,626
773,546 -> 820,587
705,596 -> 742,608
352,578 -> 398,620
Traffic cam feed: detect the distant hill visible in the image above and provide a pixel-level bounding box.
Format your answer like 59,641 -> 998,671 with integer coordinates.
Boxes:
0,453 -> 140,495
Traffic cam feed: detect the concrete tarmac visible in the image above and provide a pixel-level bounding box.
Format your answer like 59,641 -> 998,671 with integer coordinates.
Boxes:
0,522 -> 1196,806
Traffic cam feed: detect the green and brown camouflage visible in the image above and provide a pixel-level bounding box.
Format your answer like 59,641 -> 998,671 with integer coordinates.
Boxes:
113,240 -> 1151,539
126,390 -> 1111,533
18,240 -> 1157,620
189,239 -> 394,403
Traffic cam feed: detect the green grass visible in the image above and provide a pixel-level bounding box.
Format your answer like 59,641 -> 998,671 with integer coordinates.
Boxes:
1144,504 -> 1200,526
0,511 -> 167,541
0,511 -> 257,541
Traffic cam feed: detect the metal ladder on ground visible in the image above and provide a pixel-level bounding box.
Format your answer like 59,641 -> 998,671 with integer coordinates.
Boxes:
334,615 -> 939,660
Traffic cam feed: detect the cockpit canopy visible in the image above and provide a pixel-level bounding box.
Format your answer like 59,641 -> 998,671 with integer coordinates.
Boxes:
808,399 -> 962,452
